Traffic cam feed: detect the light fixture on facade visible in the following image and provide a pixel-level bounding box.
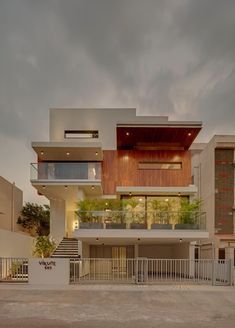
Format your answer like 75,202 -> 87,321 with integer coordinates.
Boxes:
129,192 -> 132,196
178,192 -> 181,197
42,185 -> 46,189
65,185 -> 68,189
126,132 -> 130,136
165,198 -> 169,202
66,152 -> 70,156
40,151 -> 44,155
138,238 -> 140,241
105,202 -> 108,206
188,133 -> 191,136
91,185 -> 95,190
95,152 -> 98,156
139,198 -> 143,202
179,238 -> 182,243
96,238 -> 99,241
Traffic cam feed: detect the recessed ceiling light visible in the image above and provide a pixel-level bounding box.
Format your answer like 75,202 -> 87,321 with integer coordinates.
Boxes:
66,152 -> 70,156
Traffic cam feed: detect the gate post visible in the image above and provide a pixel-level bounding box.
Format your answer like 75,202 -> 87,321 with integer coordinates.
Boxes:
225,247 -> 234,286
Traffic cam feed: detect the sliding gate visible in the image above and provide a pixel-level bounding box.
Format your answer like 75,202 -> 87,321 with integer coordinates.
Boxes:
70,258 -> 232,286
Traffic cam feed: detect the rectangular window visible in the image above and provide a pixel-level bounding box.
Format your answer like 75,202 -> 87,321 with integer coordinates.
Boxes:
64,130 -> 99,139
138,162 -> 182,170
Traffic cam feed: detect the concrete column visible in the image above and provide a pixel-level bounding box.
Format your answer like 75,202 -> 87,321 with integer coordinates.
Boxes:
225,247 -> 234,286
225,247 -> 234,265
50,199 -> 66,244
66,209 -> 74,238
134,244 -> 139,258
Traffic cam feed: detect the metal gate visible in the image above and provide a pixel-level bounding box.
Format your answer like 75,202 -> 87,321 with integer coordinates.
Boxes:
0,258 -> 28,282
70,258 -> 232,286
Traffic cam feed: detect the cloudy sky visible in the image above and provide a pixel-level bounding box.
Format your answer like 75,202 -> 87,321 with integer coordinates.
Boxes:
0,0 -> 235,203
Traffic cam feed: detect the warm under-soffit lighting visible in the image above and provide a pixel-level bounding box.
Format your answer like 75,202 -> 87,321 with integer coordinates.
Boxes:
40,151 -> 44,155
126,132 -> 130,136
66,152 -> 70,156
188,133 -> 191,136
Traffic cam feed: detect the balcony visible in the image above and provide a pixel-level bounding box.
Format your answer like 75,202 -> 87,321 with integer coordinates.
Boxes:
75,210 -> 206,231
30,162 -> 101,183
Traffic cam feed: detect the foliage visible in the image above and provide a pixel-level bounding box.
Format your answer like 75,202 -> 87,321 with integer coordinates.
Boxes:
76,198 -> 123,222
17,202 -> 50,236
33,236 -> 56,258
179,198 -> 202,224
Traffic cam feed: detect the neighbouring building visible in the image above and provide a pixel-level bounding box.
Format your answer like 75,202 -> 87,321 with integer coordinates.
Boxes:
31,108 -> 210,261
191,136 -> 235,260
0,176 -> 34,258
0,176 -> 22,232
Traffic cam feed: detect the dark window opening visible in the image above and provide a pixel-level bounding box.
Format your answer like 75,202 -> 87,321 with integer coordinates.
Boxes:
64,130 -> 99,139
138,162 -> 182,170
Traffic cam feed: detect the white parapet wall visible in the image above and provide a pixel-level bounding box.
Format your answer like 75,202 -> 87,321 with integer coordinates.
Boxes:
0,229 -> 34,257
28,258 -> 70,285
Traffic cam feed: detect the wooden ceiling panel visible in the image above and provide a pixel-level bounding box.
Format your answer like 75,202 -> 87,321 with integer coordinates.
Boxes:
117,126 -> 201,150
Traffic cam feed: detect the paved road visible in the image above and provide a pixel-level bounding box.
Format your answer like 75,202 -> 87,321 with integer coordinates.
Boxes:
0,284 -> 235,327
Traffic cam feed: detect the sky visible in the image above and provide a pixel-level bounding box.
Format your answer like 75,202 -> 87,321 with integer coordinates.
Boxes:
0,0 -> 235,204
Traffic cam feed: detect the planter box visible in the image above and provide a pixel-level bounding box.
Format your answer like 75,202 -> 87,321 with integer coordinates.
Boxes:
106,223 -> 126,229
79,222 -> 103,229
174,224 -> 199,230
130,223 -> 147,229
151,223 -> 172,230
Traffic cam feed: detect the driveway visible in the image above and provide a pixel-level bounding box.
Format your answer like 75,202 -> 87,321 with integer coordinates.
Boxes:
0,284 -> 235,327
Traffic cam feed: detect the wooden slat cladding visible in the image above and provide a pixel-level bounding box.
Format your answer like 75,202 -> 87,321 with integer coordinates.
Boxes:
102,150 -> 191,195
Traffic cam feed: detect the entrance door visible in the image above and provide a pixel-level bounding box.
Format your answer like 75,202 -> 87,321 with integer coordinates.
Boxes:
112,247 -> 127,274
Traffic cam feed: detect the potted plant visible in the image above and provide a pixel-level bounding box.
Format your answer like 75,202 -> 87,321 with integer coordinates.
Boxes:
150,199 -> 174,230
76,199 -> 104,229
33,236 -> 56,258
175,198 -> 202,230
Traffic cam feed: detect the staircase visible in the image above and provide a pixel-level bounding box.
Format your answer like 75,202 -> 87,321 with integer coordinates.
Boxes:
51,238 -> 80,258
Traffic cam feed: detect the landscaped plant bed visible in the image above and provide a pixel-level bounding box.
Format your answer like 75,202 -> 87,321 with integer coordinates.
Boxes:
105,223 -> 126,229
79,222 -> 103,229
174,224 -> 199,230
130,223 -> 147,229
151,223 -> 172,230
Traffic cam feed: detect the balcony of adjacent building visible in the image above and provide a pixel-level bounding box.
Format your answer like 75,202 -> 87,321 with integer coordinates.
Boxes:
73,210 -> 209,242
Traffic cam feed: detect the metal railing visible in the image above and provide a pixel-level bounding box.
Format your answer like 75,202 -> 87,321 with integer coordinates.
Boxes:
76,210 -> 207,230
0,258 -> 28,282
70,258 -> 232,285
30,162 -> 101,181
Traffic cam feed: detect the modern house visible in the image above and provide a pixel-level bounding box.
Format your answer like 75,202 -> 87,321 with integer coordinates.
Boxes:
31,108 -> 210,262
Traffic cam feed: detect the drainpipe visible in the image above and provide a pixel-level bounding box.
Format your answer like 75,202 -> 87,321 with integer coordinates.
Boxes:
11,182 -> 15,232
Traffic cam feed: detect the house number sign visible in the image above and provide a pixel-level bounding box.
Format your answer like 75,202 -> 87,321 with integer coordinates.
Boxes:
39,260 -> 56,270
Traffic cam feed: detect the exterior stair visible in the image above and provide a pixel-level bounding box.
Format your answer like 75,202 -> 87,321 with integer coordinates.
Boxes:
51,237 -> 80,258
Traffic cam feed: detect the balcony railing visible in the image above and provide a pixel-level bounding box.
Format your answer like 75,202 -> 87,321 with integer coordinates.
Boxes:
76,211 -> 207,231
30,162 -> 101,181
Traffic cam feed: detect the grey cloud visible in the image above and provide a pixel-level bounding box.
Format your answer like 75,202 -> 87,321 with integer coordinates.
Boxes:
0,0 -> 235,200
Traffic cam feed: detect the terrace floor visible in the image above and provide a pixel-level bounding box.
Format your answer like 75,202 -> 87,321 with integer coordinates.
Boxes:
0,284 -> 235,327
